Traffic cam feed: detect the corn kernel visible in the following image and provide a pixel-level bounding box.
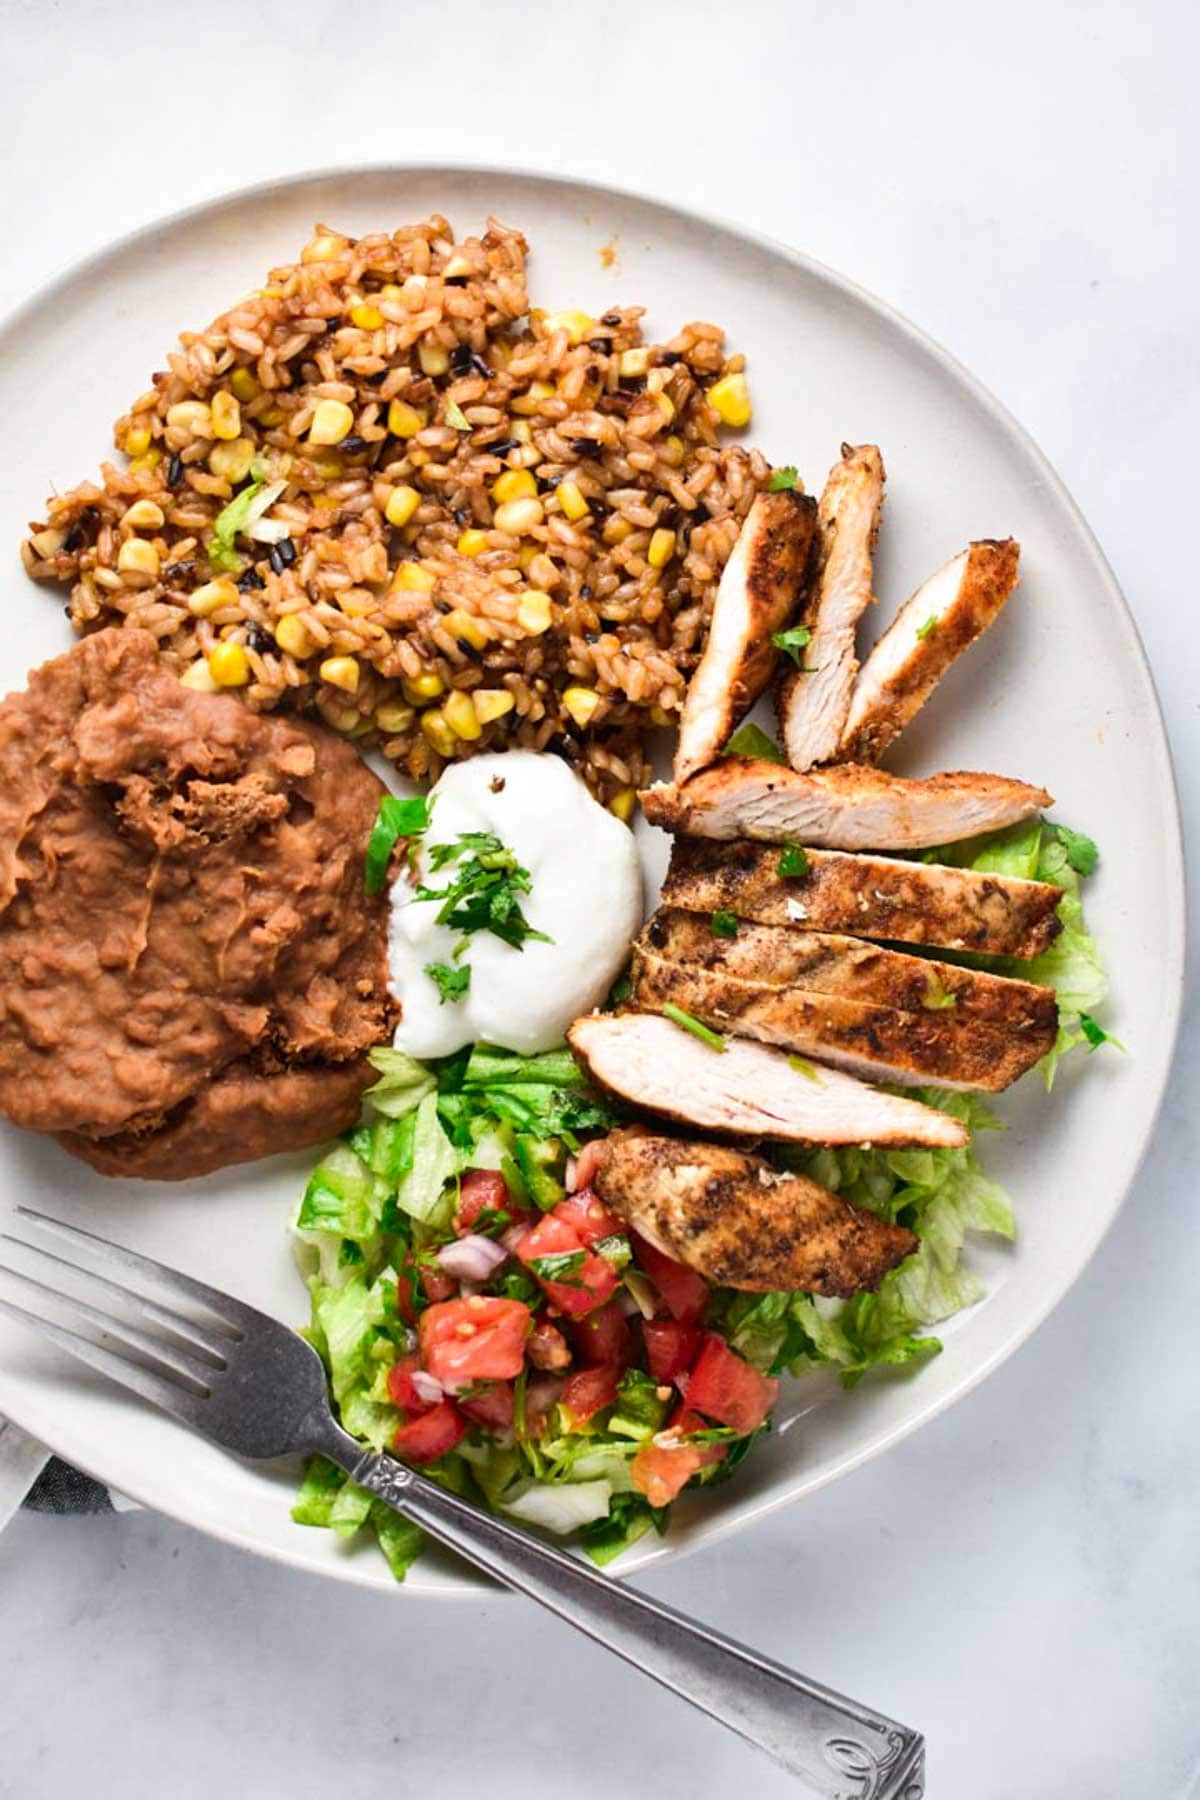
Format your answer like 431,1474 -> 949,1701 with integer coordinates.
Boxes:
420,708 -> 457,757
379,284 -> 404,300
209,437 -> 257,483
274,614 -> 313,658
309,399 -> 355,446
211,391 -> 241,440
180,660 -> 219,693
337,591 -> 376,618
493,497 -> 544,535
319,655 -> 360,693
617,348 -> 651,379
121,499 -> 165,531
123,423 -> 153,457
510,420 -> 533,445
544,310 -> 594,345
116,538 -> 160,581
654,392 -> 675,424
385,484 -> 421,528
708,372 -> 752,428
517,545 -> 538,572
319,697 -> 366,733
375,702 -> 416,734
207,641 -> 250,687
387,399 -> 427,438
662,434 -> 685,467
557,479 -> 590,522
128,451 -> 162,474
609,787 -> 637,823
456,528 -> 489,558
473,688 -> 515,725
166,400 -> 213,437
350,302 -> 385,330
511,381 -> 555,416
302,233 -> 346,263
258,407 -> 285,428
647,527 -> 677,569
444,689 -> 482,741
492,467 -> 538,504
229,368 -> 259,403
392,562 -> 436,593
517,590 -> 553,635
402,671 -> 445,703
444,609 -> 489,650
418,343 -> 450,377
562,685 -> 601,728
603,516 -> 633,546
188,577 -> 239,617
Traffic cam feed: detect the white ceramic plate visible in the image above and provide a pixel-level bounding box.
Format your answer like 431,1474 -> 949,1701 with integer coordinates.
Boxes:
0,167 -> 1183,1595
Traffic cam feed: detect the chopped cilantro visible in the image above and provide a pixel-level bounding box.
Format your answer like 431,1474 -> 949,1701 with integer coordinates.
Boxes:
528,1249 -> 588,1286
415,830 -> 552,952
723,721 -> 785,764
787,1055 -> 819,1081
425,961 -> 471,1004
1052,822 -> 1099,877
662,1003 -> 726,1053
710,909 -> 739,938
771,624 -> 812,669
593,1234 -> 632,1270
1078,1011 -> 1124,1052
364,793 -> 431,894
778,843 -> 810,878
767,466 -> 798,492
916,615 -> 939,640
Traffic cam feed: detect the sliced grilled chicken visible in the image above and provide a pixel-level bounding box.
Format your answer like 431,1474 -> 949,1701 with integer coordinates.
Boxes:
661,837 -> 1063,958
840,539 -> 1021,762
674,490 -> 818,783
777,443 -> 885,770
640,908 -> 1057,1033
567,1011 -> 968,1148
631,942 -> 1055,1092
596,1129 -> 917,1297
641,758 -> 1051,850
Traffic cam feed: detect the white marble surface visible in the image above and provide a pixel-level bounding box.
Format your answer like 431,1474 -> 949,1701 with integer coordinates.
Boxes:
0,2 -> 1196,1794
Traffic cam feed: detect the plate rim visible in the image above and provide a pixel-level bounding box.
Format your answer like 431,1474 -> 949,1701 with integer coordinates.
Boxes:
0,158 -> 1186,1591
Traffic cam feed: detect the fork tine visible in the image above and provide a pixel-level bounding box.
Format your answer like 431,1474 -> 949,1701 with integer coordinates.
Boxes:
14,1206 -> 252,1338
0,1291 -> 207,1428
0,1231 -> 228,1369
0,1257 -> 213,1394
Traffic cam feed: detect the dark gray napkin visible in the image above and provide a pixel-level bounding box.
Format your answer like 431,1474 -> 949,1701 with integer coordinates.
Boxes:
24,1457 -> 113,1514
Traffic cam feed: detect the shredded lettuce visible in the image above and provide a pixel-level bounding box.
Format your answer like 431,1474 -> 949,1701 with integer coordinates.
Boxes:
391,1090 -> 458,1225
208,471 -> 283,571
364,1046 -> 436,1118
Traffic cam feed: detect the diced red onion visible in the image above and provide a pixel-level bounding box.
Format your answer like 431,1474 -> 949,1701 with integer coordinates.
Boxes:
410,1370 -> 444,1405
437,1234 -> 507,1282
564,1155 -> 578,1193
615,1287 -> 642,1317
500,1222 -> 530,1255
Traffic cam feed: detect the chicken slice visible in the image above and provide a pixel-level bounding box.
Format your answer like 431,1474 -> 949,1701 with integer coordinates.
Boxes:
840,539 -> 1021,762
641,759 -> 1051,850
631,943 -> 1055,1092
595,1129 -> 917,1297
661,837 -> 1063,959
567,1011 -> 968,1148
674,490 -> 818,783
640,908 -> 1057,1034
777,443 -> 885,770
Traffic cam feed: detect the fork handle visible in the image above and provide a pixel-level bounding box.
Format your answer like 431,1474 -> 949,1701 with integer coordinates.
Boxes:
350,1451 -> 924,1797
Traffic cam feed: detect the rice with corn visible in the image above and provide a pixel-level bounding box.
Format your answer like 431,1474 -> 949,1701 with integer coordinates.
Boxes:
20,216 -> 771,809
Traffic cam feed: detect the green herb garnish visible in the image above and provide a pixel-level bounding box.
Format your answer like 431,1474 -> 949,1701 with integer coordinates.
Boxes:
529,1249 -> 588,1286
787,1055 -> 819,1081
778,843 -> 810,878
469,1205 -> 514,1238
921,973 -> 958,1010
208,469 -> 270,572
364,793 -> 431,894
1052,823 -> 1099,878
771,624 -> 812,669
593,1234 -> 632,1270
916,615 -> 939,640
415,831 -> 552,952
662,1003 -> 726,1053
767,466 -> 798,492
710,910 -> 739,938
723,721 -> 785,764
445,400 -> 471,431
425,961 -> 471,1004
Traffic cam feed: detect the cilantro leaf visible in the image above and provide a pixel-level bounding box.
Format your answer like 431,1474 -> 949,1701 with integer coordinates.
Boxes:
778,843 -> 810,878
723,721 -> 785,764
710,909 -> 739,938
529,1250 -> 588,1286
771,625 -> 812,670
364,793 -> 431,894
767,466 -> 798,492
916,615 -> 939,640
425,961 -> 471,1004
1052,823 -> 1099,878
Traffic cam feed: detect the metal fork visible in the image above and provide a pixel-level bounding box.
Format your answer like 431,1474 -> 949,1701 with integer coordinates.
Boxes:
0,1206 -> 924,1797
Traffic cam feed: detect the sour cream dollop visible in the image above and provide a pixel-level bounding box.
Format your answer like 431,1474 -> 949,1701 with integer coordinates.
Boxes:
388,751 -> 643,1058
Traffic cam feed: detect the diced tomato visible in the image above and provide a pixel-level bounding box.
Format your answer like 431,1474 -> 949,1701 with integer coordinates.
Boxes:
642,1319 -> 704,1386
458,1380 -> 515,1432
421,1264 -> 458,1305
386,1352 -> 432,1415
419,1296 -> 531,1392
631,1232 -> 710,1324
455,1168 -> 528,1236
516,1212 -> 618,1318
569,1299 -> 634,1368
571,1138 -> 607,1192
527,1314 -> 572,1371
562,1364 -> 621,1424
628,1407 -> 727,1507
393,1400 -> 467,1463
394,1269 -> 418,1327
554,1188 -> 623,1246
686,1335 -> 778,1435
